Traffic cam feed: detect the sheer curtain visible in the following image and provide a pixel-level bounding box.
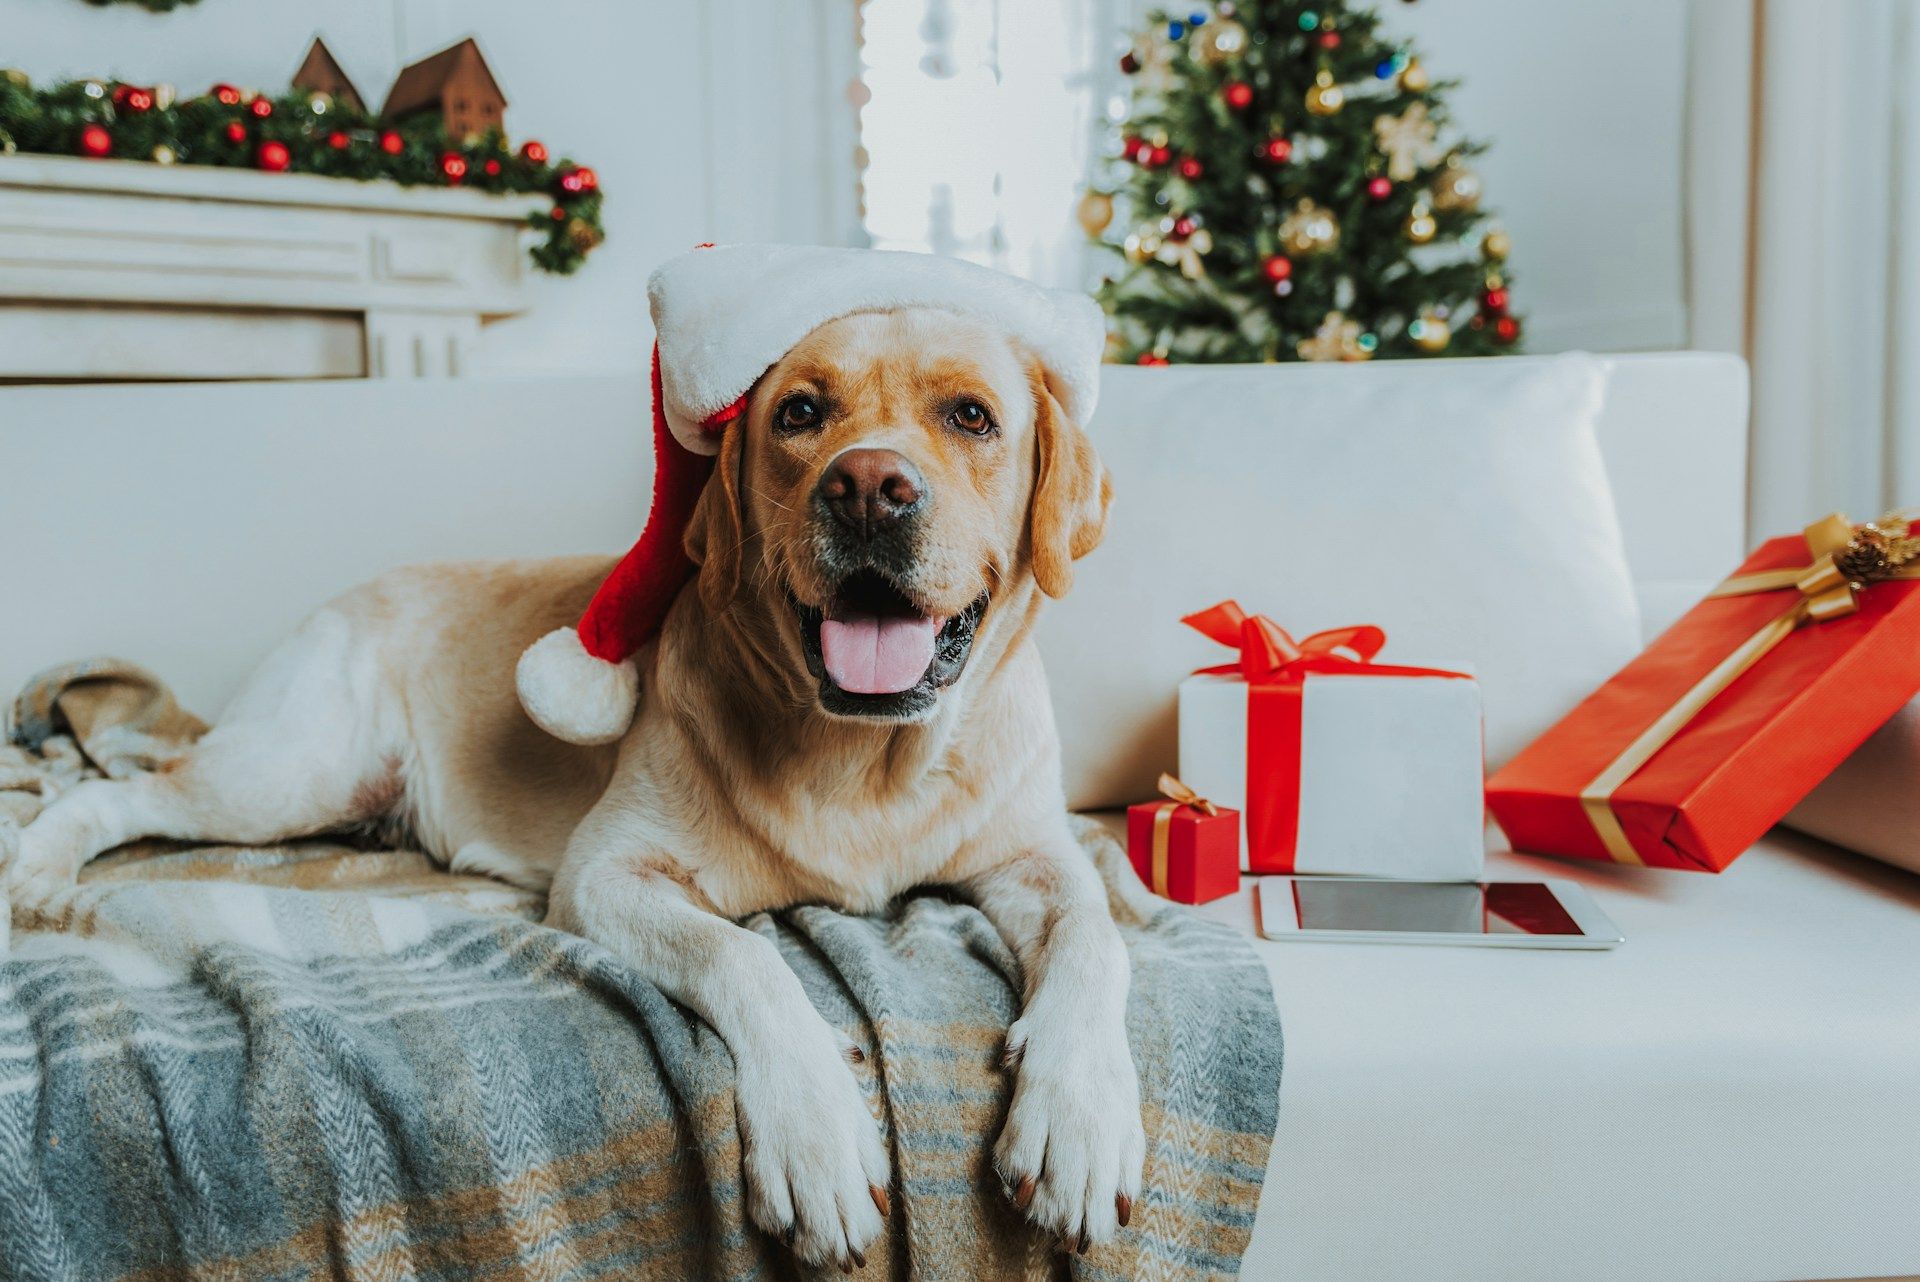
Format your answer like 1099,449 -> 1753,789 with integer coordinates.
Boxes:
855,0 -> 1119,287
1745,0 -> 1920,533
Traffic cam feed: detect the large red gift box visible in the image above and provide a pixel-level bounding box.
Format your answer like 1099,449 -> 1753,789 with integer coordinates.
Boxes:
1126,775 -> 1240,905
1488,513 -> 1920,871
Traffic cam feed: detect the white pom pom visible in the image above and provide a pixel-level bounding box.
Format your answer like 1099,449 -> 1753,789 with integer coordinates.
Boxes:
515,628 -> 640,746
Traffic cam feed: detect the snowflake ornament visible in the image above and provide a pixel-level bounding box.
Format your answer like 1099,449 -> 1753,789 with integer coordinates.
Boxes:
1372,101 -> 1440,182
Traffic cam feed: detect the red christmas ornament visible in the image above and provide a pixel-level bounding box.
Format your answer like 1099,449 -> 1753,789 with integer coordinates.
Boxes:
1319,31 -> 1342,49
1367,176 -> 1393,201
327,131 -> 351,150
520,140 -> 549,164
124,88 -> 154,113
1493,315 -> 1521,344
551,206 -> 568,221
1120,51 -> 1141,75
1177,156 -> 1204,180
558,168 -> 586,195
1223,81 -> 1254,110
1483,287 -> 1510,313
483,158 -> 502,176
1261,254 -> 1293,282
77,124 -> 113,158
249,97 -> 274,119
224,122 -> 248,145
379,131 -> 404,155
111,84 -> 132,106
1262,137 -> 1293,164
440,153 -> 469,182
575,167 -> 599,192
212,84 -> 243,106
255,141 -> 291,172
1135,352 -> 1169,366
1171,215 -> 1197,239
1145,144 -> 1172,168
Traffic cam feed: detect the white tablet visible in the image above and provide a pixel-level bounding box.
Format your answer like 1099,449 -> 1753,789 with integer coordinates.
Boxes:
1257,876 -> 1623,949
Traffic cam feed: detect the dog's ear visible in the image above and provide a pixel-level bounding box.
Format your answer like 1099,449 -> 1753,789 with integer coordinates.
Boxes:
684,414 -> 747,615
1027,364 -> 1111,598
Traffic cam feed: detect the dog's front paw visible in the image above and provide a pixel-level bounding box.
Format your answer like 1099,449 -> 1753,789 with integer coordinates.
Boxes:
994,1013 -> 1145,1253
737,1026 -> 890,1270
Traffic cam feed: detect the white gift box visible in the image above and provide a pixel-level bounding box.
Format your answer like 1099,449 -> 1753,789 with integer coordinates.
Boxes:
1177,668 -> 1485,880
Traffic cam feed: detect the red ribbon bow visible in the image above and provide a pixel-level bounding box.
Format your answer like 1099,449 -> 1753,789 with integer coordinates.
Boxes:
1182,600 -> 1452,683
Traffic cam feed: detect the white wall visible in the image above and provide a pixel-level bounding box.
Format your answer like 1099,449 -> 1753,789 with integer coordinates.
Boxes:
6,0 -> 861,377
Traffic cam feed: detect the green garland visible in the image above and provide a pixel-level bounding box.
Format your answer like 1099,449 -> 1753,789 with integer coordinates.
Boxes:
0,71 -> 605,275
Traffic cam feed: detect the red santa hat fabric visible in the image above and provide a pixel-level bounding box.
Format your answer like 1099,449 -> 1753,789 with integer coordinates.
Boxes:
515,243 -> 1106,745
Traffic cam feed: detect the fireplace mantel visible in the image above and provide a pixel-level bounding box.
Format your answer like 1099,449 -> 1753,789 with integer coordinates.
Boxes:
0,155 -> 548,380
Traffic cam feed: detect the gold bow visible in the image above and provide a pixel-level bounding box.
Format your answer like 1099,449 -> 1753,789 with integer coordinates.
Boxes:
1580,510 -> 1920,865
1148,773 -> 1217,895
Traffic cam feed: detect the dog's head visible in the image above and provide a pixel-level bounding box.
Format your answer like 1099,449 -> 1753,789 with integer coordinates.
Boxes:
685,306 -> 1109,722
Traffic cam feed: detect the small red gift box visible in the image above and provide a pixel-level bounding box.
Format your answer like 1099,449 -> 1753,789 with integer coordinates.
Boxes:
1488,512 -> 1920,871
1126,774 -> 1240,905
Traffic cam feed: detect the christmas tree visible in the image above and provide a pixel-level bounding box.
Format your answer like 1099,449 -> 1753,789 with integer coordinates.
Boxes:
1086,0 -> 1519,363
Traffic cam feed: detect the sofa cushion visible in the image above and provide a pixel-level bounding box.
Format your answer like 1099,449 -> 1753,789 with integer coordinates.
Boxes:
1043,354 -> 1641,810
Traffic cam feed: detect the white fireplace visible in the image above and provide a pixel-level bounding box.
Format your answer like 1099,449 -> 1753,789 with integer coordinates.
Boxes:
0,154 -> 546,381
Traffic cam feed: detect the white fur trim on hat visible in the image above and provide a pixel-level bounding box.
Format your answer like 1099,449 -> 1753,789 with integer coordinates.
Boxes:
647,244 -> 1106,456
515,627 -> 640,746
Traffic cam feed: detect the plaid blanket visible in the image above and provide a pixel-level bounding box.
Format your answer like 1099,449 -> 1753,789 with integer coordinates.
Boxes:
1,662 -> 1282,1281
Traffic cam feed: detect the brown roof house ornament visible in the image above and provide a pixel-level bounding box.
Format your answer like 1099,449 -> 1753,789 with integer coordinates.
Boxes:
382,38 -> 507,142
291,37 -> 366,115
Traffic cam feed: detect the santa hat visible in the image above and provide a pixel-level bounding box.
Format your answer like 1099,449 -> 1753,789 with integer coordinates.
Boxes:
515,243 -> 1106,745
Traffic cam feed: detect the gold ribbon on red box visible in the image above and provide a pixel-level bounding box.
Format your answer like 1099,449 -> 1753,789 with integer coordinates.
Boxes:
1577,511 -> 1920,865
1147,773 -> 1216,895
1183,600 -> 1469,872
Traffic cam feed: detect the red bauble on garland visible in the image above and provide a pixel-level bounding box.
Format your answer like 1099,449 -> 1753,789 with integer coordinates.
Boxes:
1222,81 -> 1253,110
1135,352 -> 1169,366
1261,254 -> 1293,282
123,87 -> 154,113
249,97 -> 273,119
557,168 -> 586,195
223,122 -> 247,145
575,166 -> 599,192
1177,156 -> 1203,180
327,131 -> 351,150
483,158 -> 502,176
378,131 -> 404,155
78,124 -> 113,158
255,140 -> 291,172
520,140 -> 549,164
440,153 -> 468,182
212,84 -> 243,106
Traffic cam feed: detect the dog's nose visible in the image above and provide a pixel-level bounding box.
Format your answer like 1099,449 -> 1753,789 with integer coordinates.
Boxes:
817,448 -> 926,537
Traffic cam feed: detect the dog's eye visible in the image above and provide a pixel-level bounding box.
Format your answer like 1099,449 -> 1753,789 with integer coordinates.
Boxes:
947,400 -> 995,437
776,395 -> 822,433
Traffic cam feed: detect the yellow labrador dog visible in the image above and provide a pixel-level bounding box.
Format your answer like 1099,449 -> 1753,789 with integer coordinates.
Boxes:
10,303 -> 1144,1266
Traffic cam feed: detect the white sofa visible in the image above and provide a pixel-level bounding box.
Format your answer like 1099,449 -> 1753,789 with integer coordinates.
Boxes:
4,357 -> 1917,1282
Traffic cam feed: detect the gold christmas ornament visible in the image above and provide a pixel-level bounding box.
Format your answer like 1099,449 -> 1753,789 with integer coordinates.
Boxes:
1192,18 -> 1249,66
1298,311 -> 1372,362
1431,161 -> 1483,213
1076,190 -> 1115,237
1305,69 -> 1345,117
1279,197 -> 1341,256
1372,101 -> 1439,182
1404,200 -> 1438,245
1409,309 -> 1451,353
1123,230 -> 1164,264
150,144 -> 177,165
153,83 -> 176,110
1400,58 -> 1431,93
1482,226 -> 1512,261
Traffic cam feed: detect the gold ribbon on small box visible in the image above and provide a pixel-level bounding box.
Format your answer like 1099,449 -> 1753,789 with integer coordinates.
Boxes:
1580,510 -> 1920,865
1148,773 -> 1218,896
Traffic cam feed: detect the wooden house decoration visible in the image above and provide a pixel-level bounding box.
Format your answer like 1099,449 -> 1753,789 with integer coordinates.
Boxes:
381,39 -> 507,142
291,38 -> 366,115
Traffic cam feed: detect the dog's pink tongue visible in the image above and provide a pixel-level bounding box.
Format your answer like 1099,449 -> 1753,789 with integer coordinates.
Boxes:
820,612 -> 940,695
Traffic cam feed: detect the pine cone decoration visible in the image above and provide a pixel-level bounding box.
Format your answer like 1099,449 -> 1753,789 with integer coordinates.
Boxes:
1835,528 -> 1895,585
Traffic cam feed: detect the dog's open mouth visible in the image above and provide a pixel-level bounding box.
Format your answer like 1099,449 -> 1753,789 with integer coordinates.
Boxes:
794,570 -> 989,718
